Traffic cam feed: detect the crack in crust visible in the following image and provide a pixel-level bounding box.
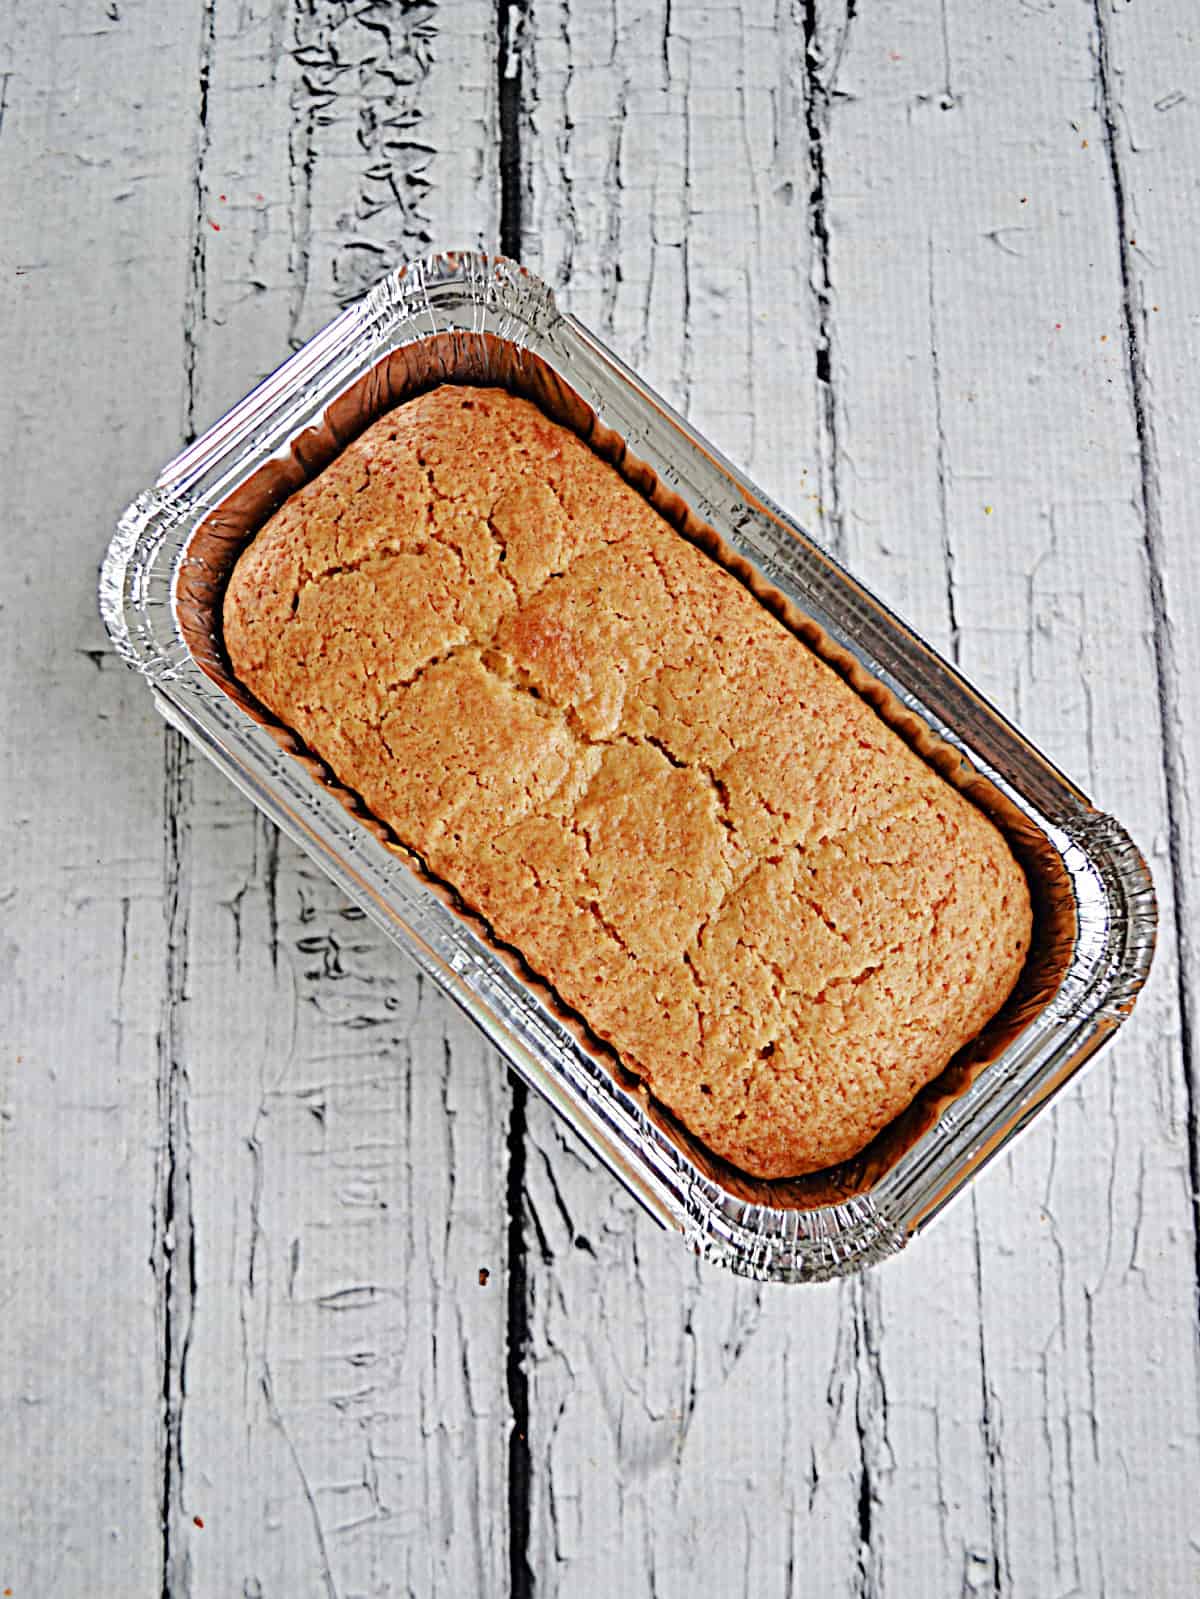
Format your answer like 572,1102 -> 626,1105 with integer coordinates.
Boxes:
223,384 -> 1033,1179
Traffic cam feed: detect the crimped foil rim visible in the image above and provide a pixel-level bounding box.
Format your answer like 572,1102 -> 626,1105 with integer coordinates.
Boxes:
99,250 -> 1157,1282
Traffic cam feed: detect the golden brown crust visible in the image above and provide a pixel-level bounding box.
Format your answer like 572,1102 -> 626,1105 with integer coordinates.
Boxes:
223,385 -> 1032,1178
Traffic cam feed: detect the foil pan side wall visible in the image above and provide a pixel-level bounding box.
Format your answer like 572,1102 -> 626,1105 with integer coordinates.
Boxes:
100,252 -> 1157,1282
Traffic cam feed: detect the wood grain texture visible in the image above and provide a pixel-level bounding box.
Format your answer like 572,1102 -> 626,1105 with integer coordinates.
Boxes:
1098,0 -> 1200,1346
0,4 -> 205,1594
168,3 -> 511,1595
3,1 -> 1199,1595
820,5 -> 1200,1594
521,5 -> 874,1594
519,1 -> 1200,1595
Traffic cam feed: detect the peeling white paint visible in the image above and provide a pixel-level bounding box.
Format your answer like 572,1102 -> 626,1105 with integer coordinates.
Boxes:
1,2 -> 1197,1596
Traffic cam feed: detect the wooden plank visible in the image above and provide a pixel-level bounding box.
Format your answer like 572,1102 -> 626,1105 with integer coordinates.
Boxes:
818,3 -> 1200,1593
0,3 -> 204,1594
520,5 -> 873,1593
170,3 -> 512,1595
521,1 -> 1200,1595
7,3 -> 1198,1594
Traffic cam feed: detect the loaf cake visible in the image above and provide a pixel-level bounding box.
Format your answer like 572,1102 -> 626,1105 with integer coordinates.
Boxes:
223,384 -> 1032,1178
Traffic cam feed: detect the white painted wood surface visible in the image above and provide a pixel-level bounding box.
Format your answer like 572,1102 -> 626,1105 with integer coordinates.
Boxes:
1,2 -> 1197,1595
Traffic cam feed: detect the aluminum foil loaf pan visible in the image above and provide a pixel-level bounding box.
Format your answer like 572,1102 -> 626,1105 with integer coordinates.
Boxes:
100,252 -> 1156,1283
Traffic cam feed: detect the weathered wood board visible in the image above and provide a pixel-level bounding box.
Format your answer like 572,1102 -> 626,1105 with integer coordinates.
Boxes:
160,3 -> 512,1594
1,5 -> 203,1594
1,1 -> 1196,1595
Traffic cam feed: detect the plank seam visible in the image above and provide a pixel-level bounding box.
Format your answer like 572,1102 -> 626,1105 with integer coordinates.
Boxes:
158,4 -> 215,1592
927,237 -> 961,665
499,0 -> 527,262
972,1194 -> 1010,1595
182,0 -> 215,450
800,0 -> 850,558
499,3 -> 534,1593
157,731 -> 197,1599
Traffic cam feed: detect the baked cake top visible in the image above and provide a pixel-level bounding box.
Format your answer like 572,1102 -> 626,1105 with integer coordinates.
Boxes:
223,384 -> 1031,1178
